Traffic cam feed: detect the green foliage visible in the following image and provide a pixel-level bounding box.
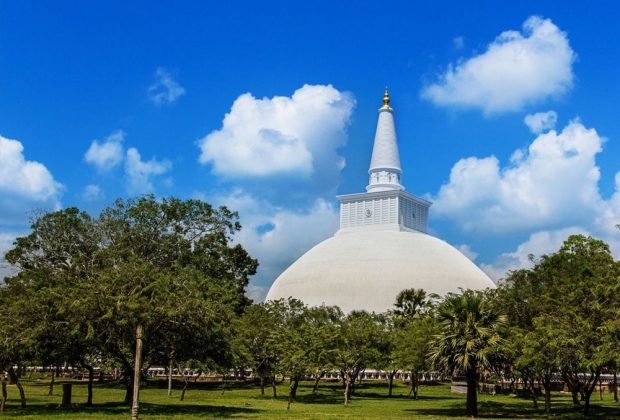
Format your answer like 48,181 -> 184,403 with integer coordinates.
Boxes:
430,289 -> 506,417
393,288 -> 437,323
495,234 -> 620,415
0,196 -> 258,406
430,289 -> 506,375
335,311 -> 386,376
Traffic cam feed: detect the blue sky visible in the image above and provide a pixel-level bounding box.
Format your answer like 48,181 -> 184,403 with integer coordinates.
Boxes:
1,1 -> 620,299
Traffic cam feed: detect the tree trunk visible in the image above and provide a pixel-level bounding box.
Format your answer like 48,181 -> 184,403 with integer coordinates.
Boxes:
290,377 -> 299,399
312,372 -> 322,394
0,375 -> 7,412
287,378 -> 294,410
388,371 -> 395,397
180,379 -> 188,401
465,366 -> 478,418
543,375 -> 551,416
167,360 -> 173,396
260,376 -> 265,395
98,369 -> 104,383
350,369 -> 358,396
529,376 -> 538,409
343,374 -> 351,406
614,370 -> 618,403
48,369 -> 55,396
562,371 -> 580,406
271,376 -> 277,398
599,376 -> 603,401
8,366 -> 26,408
131,323 -> 144,420
412,370 -> 419,399
221,372 -> 227,395
583,371 -> 600,416
61,383 -> 72,407
86,365 -> 94,407
124,370 -> 133,404
178,364 -> 188,401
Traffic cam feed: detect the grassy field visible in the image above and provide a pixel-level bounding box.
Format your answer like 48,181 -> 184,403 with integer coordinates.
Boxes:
2,375 -> 620,419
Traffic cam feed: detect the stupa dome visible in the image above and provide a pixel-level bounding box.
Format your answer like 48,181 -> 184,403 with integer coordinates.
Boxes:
265,89 -> 495,313
266,229 -> 494,313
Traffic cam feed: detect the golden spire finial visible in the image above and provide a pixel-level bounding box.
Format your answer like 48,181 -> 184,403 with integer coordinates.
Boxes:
381,86 -> 391,109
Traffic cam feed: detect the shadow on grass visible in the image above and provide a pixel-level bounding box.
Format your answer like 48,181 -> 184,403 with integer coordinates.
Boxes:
1,401 -> 129,417
2,401 -> 261,418
291,382 -> 456,406
140,402 -> 260,417
406,400 -> 620,419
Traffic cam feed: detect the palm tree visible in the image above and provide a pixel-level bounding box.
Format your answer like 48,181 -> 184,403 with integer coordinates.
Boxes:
393,288 -> 437,321
430,289 -> 506,418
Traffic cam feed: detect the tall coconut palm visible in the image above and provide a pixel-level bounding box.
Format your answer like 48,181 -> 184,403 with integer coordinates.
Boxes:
429,289 -> 506,418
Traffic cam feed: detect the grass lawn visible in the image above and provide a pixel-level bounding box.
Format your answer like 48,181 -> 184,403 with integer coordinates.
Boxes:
2,375 -> 620,419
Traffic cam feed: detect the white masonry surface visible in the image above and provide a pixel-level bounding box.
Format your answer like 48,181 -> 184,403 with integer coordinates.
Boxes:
266,91 -> 495,313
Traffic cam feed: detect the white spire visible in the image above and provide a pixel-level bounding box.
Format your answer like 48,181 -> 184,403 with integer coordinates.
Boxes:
367,88 -> 403,192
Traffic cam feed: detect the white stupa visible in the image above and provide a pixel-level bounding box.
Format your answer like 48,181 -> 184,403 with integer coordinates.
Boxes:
266,89 -> 495,313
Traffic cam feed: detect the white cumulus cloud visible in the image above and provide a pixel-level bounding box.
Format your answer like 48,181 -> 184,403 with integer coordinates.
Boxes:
198,84 -> 354,180
0,136 -> 61,202
433,118 -> 620,281
148,67 -> 186,106
433,120 -> 604,233
84,131 -> 125,172
125,148 -> 171,195
0,135 -> 62,224
422,16 -> 575,114
524,111 -> 558,134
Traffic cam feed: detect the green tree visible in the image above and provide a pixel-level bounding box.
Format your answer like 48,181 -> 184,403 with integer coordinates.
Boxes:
493,269 -> 548,410
430,289 -> 506,418
495,235 -> 620,416
267,298 -> 309,409
92,196 -> 256,417
234,303 -> 279,397
392,316 -> 436,399
303,305 -> 341,394
3,208 -> 101,407
533,235 -> 619,415
389,288 -> 437,398
334,311 -> 384,406
377,314 -> 400,397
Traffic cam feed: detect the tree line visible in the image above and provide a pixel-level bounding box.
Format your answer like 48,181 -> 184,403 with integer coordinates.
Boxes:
0,196 -> 619,418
